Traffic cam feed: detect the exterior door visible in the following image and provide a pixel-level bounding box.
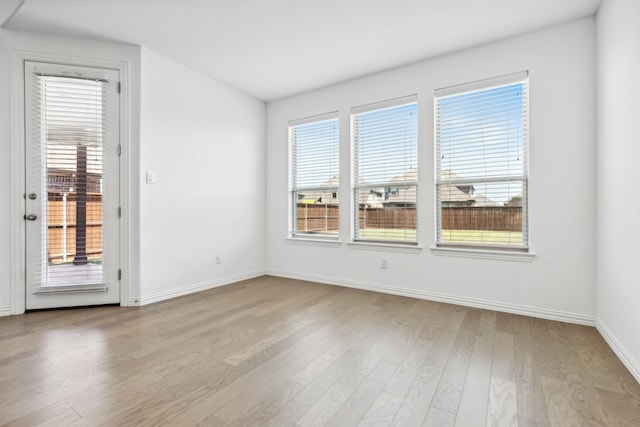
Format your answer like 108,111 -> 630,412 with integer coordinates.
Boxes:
24,61 -> 120,309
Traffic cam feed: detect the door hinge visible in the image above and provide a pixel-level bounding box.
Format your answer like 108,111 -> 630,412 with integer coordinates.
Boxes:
118,269 -> 122,280
117,82 -> 121,94
118,206 -> 122,218
117,144 -> 122,156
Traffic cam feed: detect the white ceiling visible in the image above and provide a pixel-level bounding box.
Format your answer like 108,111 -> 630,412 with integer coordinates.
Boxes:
3,0 -> 601,101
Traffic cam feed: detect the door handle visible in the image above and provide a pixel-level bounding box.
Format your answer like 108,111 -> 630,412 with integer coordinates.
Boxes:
24,214 -> 38,221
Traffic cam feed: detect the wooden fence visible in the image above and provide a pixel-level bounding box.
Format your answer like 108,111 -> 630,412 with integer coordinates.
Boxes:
359,206 -> 417,230
441,206 -> 522,232
296,203 -> 522,232
47,199 -> 521,260
296,204 -> 339,232
47,193 -> 103,263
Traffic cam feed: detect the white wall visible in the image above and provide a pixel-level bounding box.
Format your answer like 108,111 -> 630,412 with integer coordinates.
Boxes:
596,0 -> 640,381
137,48 -> 266,303
266,18 -> 597,323
0,29 -> 141,314
0,28 -> 10,315
0,31 -> 266,312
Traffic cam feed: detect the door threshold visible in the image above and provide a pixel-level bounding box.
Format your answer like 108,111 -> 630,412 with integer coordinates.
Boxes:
25,303 -> 121,313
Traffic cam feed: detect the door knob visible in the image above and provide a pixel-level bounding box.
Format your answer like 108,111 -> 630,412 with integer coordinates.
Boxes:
24,214 -> 38,221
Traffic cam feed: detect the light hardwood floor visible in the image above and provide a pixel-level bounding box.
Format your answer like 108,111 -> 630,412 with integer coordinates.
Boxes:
1,276 -> 639,426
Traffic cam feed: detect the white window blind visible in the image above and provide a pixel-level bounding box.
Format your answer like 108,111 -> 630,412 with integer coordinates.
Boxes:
352,96 -> 418,244
289,112 -> 339,238
29,66 -> 110,288
435,72 -> 529,249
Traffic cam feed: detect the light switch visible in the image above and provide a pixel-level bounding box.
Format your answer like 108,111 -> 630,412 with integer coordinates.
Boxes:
146,171 -> 156,184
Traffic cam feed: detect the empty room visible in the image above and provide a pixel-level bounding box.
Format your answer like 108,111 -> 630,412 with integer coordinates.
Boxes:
1,0 -> 639,425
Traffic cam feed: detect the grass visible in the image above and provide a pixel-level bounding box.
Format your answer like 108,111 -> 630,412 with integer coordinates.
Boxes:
49,258 -> 103,266
303,227 -> 523,246
440,229 -> 523,245
358,228 -> 417,241
357,228 -> 523,245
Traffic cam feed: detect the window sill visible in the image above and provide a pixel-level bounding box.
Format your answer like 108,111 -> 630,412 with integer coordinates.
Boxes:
430,246 -> 535,262
286,237 -> 342,248
348,241 -> 423,253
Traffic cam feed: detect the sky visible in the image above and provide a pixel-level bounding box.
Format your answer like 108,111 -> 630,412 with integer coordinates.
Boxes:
293,102 -> 418,189
293,83 -> 525,204
356,102 -> 417,185
293,117 -> 339,189
438,82 -> 525,203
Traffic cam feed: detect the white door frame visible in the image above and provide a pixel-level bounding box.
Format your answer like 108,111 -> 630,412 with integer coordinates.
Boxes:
9,49 -> 132,314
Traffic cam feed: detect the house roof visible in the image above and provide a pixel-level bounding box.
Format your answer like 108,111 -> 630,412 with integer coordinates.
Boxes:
505,193 -> 523,207
383,168 -> 417,205
298,169 -> 506,207
438,170 -> 498,207
297,177 -> 339,205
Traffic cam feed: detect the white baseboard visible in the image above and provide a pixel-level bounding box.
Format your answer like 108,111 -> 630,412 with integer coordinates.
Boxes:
130,270 -> 267,306
596,320 -> 640,384
267,269 -> 596,326
0,306 -> 13,317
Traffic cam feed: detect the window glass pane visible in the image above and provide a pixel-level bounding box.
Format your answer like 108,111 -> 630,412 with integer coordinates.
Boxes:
438,180 -> 524,246
289,115 -> 339,238
439,84 -> 524,179
294,118 -> 339,188
356,185 -> 417,242
435,76 -> 528,249
356,103 -> 417,185
294,191 -> 339,235
353,100 -> 418,243
36,75 -> 107,286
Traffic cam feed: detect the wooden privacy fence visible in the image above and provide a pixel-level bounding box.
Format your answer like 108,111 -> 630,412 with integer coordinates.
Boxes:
359,206 -> 417,229
441,206 -> 522,232
297,203 -> 522,232
47,193 -> 103,263
296,204 -> 339,232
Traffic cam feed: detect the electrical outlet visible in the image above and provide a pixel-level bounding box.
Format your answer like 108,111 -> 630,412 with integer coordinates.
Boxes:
216,254 -> 222,265
380,259 -> 389,269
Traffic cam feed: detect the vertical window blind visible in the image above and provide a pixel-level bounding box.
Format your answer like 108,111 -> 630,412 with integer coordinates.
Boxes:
352,95 -> 418,244
435,71 -> 529,249
289,112 -> 339,238
29,65 -> 110,288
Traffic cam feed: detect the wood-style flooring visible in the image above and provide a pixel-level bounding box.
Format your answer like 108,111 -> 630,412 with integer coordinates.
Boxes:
1,276 -> 639,426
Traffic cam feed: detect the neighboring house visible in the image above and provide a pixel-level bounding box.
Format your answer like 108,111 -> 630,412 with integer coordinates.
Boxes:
472,194 -> 498,207
355,177 -> 386,208
300,170 -> 501,208
439,170 -> 497,207
299,177 -> 387,208
360,188 -> 384,209
504,193 -> 523,207
379,168 -> 498,208
382,168 -> 417,207
297,176 -> 339,205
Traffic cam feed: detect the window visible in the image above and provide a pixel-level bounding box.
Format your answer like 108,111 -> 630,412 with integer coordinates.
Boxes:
289,112 -> 339,238
435,72 -> 529,249
352,96 -> 418,244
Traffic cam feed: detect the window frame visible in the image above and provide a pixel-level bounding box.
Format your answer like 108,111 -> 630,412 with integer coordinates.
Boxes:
288,111 -> 340,241
351,95 -> 419,246
434,71 -> 529,251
